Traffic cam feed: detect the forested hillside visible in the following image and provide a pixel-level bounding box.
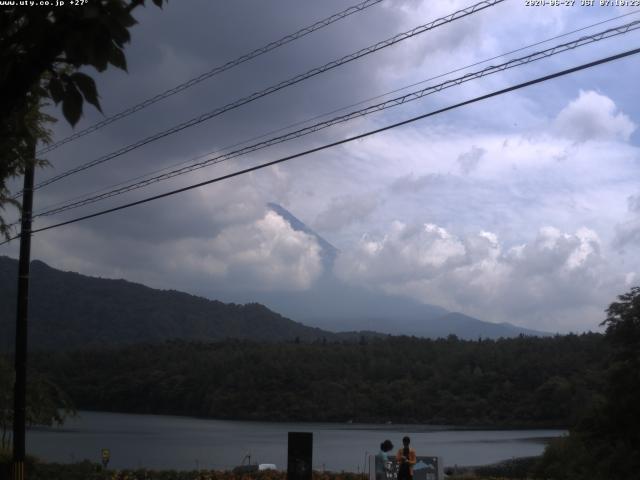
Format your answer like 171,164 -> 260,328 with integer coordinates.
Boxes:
31,334 -> 606,427
0,257 -> 338,350
0,256 -> 546,348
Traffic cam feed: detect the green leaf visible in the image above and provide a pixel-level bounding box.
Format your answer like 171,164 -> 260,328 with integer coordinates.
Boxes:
104,17 -> 131,47
84,31 -> 111,72
61,82 -> 83,127
88,46 -> 109,72
71,72 -> 102,113
115,9 -> 138,29
108,45 -> 127,71
48,76 -> 64,104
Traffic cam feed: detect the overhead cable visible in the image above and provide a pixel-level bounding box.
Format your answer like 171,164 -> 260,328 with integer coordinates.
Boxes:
2,45 -> 638,246
29,20 -> 640,220
23,0 -> 504,196
36,0 -> 385,155
32,8 -> 639,218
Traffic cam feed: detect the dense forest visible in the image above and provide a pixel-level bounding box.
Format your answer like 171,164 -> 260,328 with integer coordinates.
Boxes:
0,357 -> 74,450
536,287 -> 640,479
29,333 -> 607,427
5,285 -> 640,479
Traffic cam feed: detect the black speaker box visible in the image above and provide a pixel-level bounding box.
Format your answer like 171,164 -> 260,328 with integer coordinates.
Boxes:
287,431 -> 313,480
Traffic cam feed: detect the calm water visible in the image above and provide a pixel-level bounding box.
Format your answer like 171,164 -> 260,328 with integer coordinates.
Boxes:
26,411 -> 565,472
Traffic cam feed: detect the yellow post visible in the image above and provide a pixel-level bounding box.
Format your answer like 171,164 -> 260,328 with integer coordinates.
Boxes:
12,460 -> 24,480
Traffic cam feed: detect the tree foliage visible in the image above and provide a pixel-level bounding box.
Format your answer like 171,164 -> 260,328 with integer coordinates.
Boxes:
537,287 -> 640,479
0,459 -> 366,480
0,90 -> 54,239
0,0 -> 165,238
0,356 -> 75,450
0,257 -> 343,350
31,333 -> 607,428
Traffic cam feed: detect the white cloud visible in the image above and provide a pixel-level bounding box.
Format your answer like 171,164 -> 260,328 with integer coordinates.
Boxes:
335,222 -> 624,332
5,1 -> 640,338
625,271 -> 636,286
335,221 -> 467,284
174,210 -> 323,291
9,141 -> 314,290
553,90 -> 636,143
314,193 -> 380,232
332,124 -> 637,250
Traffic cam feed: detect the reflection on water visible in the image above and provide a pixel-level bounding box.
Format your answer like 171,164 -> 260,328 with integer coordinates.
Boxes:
26,411 -> 565,471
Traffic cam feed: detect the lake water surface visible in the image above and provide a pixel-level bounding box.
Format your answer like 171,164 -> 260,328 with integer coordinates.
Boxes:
26,411 -> 565,472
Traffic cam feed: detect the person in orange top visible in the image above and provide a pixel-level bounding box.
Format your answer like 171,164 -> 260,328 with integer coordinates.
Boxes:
396,436 -> 417,480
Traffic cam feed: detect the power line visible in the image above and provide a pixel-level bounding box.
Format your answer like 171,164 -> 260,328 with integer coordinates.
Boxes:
3,46 -> 638,246
5,13 -> 638,229
28,19 -> 640,220
36,0 -> 385,155
28,8 -> 640,220
335,9 -> 640,117
21,0 -> 504,197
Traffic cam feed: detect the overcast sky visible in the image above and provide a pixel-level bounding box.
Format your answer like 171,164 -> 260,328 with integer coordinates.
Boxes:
3,0 -> 640,333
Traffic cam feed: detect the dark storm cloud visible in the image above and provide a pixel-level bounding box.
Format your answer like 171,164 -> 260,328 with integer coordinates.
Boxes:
5,1 -> 638,335
30,0 -> 413,244
31,0 -> 504,233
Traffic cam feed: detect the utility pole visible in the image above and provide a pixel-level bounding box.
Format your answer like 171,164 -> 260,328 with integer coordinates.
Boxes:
12,138 -> 35,480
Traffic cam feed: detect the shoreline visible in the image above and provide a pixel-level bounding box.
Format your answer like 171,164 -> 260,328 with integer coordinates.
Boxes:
54,408 -> 570,432
25,411 -> 561,472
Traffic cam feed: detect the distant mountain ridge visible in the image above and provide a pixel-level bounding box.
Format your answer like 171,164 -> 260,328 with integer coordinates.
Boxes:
0,244 -> 548,351
267,202 -> 338,271
253,203 -> 551,339
0,256 -> 340,351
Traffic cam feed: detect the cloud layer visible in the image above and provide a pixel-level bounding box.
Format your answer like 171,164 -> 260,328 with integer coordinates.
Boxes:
554,90 -> 636,143
335,222 -> 624,332
3,2 -> 640,334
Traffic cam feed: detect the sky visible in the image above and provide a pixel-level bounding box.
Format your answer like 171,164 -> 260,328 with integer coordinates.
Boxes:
3,0 -> 640,333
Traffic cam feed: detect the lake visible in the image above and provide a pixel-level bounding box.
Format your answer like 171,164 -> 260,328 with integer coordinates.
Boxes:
26,411 -> 565,472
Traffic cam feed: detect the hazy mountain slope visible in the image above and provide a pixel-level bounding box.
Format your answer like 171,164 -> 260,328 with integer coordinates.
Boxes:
0,256 -> 338,351
1,212 -> 549,351
249,204 -> 551,339
398,312 -> 550,339
267,202 -> 338,271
